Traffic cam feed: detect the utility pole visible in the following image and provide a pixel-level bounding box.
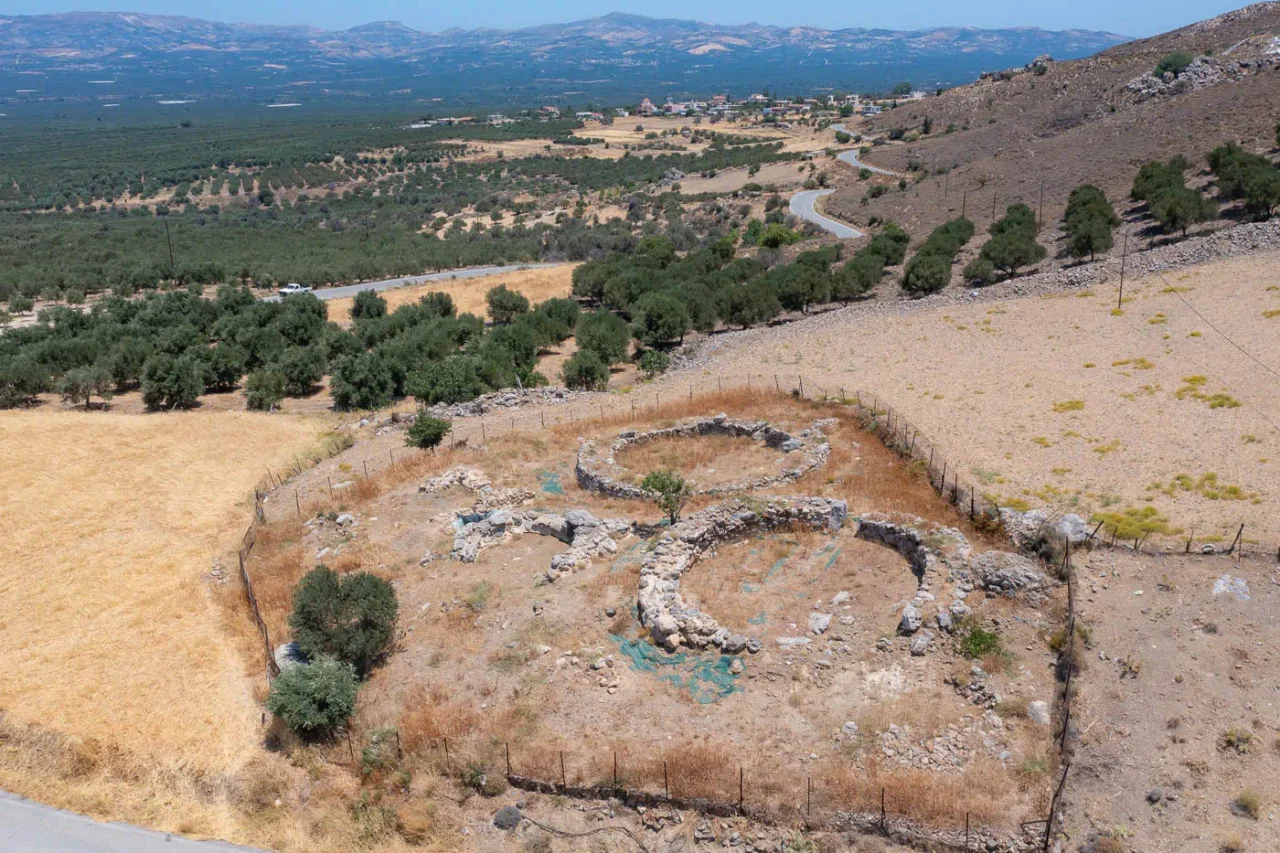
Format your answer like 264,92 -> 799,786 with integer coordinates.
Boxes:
164,218 -> 175,272
1037,181 -> 1045,235
1117,231 -> 1129,310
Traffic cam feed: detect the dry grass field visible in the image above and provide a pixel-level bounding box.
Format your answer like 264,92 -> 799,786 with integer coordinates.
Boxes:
325,264 -> 576,327
694,250 -> 1280,549
0,411 -> 324,828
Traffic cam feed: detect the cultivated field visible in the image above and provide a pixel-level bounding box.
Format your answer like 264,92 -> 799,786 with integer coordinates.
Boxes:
689,249 -> 1280,548
0,411 -> 322,827
325,264 -> 577,326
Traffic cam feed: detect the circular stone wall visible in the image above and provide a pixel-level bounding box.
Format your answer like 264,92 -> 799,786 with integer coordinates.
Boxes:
575,414 -> 832,500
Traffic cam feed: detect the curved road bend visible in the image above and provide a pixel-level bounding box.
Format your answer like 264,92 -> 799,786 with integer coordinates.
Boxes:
0,790 -> 267,853
263,262 -> 564,303
831,124 -> 902,177
789,189 -> 864,239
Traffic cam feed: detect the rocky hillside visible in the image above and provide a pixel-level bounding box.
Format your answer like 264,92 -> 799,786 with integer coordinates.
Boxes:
0,11 -> 1127,106
831,2 -> 1280,235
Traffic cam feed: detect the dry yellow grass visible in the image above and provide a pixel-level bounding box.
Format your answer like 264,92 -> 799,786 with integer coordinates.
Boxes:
0,410 -> 322,765
325,264 -> 576,327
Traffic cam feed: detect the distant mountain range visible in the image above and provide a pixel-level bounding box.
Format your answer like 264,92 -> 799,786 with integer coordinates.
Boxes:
0,11 -> 1131,109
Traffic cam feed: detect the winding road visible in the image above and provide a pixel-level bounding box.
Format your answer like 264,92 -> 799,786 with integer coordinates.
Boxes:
788,124 -> 904,238
0,791 -> 266,853
263,262 -> 563,302
831,124 -> 902,176
788,189 -> 864,239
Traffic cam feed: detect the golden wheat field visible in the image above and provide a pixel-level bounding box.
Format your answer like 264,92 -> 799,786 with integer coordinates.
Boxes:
325,264 -> 576,327
0,410 -> 322,766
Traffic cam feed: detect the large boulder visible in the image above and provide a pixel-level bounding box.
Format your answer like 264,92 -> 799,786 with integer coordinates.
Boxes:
972,551 -> 1047,595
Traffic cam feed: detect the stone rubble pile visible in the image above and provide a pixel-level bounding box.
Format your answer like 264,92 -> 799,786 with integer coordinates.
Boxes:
423,386 -> 579,419
971,551 -> 1050,598
639,496 -> 849,652
876,712 -> 1015,771
576,413 -> 831,500
418,465 -> 534,512
1124,54 -> 1279,103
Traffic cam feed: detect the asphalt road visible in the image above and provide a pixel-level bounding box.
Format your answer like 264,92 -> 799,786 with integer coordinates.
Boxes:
263,261 -> 563,302
788,189 -> 864,239
831,124 -> 902,176
0,791 -> 267,853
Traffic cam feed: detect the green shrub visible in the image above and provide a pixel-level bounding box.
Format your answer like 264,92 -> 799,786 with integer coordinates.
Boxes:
561,349 -> 609,391
639,349 -> 671,378
207,343 -> 247,392
641,469 -> 693,524
244,368 -> 286,411
1154,51 -> 1194,77
485,284 -> 530,325
277,345 -> 326,396
632,291 -> 690,347
406,415 -> 450,450
289,565 -> 399,677
575,310 -> 630,365
959,620 -> 1002,659
350,289 -> 387,320
962,257 -> 998,285
330,352 -> 394,410
266,657 -> 359,736
902,253 -> 952,295
140,353 -> 205,410
57,364 -> 114,409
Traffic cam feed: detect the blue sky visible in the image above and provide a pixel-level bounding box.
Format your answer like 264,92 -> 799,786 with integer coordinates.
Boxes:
14,0 -> 1242,38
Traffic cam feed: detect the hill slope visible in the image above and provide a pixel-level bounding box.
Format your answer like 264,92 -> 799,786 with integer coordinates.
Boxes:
830,2 -> 1280,235
0,11 -> 1128,107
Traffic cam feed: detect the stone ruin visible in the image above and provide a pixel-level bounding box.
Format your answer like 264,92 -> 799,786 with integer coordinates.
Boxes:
575,413 -> 832,500
639,496 -> 849,652
855,516 -> 1048,647
419,466 -> 631,577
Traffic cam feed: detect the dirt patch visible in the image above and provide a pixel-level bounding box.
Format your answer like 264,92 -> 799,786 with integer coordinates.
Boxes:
1063,549 -> 1280,852
325,264 -> 577,327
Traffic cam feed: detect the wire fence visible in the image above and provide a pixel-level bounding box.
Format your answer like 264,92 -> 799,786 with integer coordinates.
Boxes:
241,373 -> 1265,848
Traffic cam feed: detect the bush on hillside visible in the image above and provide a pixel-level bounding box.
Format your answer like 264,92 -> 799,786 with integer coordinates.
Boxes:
244,368 -> 286,411
561,349 -> 610,391
289,565 -> 398,677
406,415 -> 451,451
266,657 -> 359,736
485,285 -> 530,325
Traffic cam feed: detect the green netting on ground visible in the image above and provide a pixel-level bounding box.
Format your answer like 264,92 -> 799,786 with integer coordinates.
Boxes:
536,469 -> 565,495
611,634 -> 740,704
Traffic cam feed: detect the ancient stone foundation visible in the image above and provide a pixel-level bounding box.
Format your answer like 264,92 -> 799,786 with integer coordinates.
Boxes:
576,414 -> 832,500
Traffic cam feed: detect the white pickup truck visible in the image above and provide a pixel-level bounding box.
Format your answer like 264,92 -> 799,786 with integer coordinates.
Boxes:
278,282 -> 313,297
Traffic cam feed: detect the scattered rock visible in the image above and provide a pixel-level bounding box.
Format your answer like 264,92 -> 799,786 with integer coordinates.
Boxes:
493,805 -> 522,830
1026,701 -> 1052,727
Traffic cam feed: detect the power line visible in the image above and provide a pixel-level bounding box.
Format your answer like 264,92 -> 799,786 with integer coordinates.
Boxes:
1153,268 -> 1280,383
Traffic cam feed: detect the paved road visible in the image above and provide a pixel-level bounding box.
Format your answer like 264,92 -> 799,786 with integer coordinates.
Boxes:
263,262 -> 563,302
789,189 -> 864,239
0,791 -> 267,853
831,124 -> 902,177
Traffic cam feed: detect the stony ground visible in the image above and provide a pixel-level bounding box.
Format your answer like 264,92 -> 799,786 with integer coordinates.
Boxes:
250,395 -> 1062,847
1062,550 -> 1280,853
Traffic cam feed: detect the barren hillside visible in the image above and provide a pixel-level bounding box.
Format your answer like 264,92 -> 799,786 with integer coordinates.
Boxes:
828,2 -> 1280,235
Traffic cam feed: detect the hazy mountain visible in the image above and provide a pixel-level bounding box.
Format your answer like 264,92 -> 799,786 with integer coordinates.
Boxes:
0,11 -> 1130,108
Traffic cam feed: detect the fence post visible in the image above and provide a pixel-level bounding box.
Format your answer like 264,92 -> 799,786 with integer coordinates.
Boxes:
799,375 -> 804,397
613,750 -> 618,786
663,760 -> 669,798
806,776 -> 811,817
505,742 -> 511,777
739,767 -> 744,813
443,737 -> 450,772
880,787 -> 886,829
560,750 -> 567,787
774,375 -> 780,394
294,490 -> 301,517
1227,523 -> 1244,555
